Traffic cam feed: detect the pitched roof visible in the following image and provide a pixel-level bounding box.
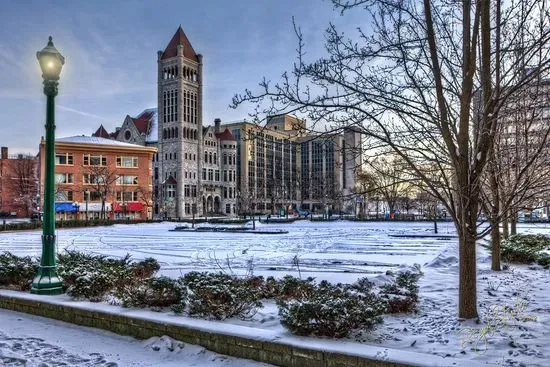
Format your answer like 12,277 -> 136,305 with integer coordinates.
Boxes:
165,176 -> 177,185
139,108 -> 158,143
132,110 -> 155,135
92,125 -> 110,139
56,136 -> 144,147
161,26 -> 199,62
215,128 -> 236,141
109,130 -> 120,139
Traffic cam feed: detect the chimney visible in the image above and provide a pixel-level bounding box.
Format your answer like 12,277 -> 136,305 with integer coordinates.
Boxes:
214,118 -> 221,134
1,147 -> 7,160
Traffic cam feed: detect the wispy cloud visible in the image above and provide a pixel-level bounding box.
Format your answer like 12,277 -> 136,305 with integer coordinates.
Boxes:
57,104 -> 105,120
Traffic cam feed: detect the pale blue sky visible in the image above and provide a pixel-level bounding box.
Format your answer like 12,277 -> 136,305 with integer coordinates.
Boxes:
0,0 -> 366,153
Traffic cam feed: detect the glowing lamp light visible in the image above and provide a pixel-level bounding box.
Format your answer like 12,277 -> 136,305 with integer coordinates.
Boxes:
37,36 -> 65,81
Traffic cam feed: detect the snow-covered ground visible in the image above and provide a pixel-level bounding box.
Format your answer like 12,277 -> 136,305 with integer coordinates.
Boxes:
1,220 -> 549,366
0,220 -> 457,283
0,308 -> 271,366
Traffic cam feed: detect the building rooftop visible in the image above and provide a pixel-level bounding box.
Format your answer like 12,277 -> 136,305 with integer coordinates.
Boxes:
56,135 -> 145,147
161,26 -> 199,62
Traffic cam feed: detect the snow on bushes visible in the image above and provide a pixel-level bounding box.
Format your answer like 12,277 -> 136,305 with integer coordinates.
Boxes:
379,271 -> 421,313
0,252 -> 38,291
0,251 -> 421,338
277,279 -> 387,337
183,272 -> 262,320
501,234 -> 550,264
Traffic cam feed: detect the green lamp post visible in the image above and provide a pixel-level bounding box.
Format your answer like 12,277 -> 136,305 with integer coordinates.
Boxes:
31,36 -> 65,295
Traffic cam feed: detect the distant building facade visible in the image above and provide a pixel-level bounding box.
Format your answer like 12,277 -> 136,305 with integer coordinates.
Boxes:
39,136 -> 156,221
0,147 -> 39,218
90,27 -> 362,217
223,117 -> 362,214
92,27 -> 237,219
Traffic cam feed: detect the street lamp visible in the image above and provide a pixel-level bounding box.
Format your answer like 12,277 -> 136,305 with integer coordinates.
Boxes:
72,201 -> 79,221
85,189 -> 90,223
31,36 -> 65,295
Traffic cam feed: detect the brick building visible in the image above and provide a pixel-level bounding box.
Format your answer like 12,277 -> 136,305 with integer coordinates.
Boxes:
0,147 -> 39,218
39,136 -> 156,220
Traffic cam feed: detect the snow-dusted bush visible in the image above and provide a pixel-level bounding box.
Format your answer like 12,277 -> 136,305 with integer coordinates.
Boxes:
130,257 -> 160,279
58,251 -> 163,302
0,252 -> 38,290
58,252 -> 132,301
119,276 -> 186,309
501,234 -> 550,264
277,280 -> 386,337
276,275 -> 316,300
538,253 -> 550,269
183,272 -> 262,320
379,271 -> 420,313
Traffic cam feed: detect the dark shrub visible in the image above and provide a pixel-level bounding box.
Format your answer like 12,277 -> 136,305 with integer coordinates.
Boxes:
277,275 -> 316,300
58,251 -> 135,301
501,234 -> 550,263
379,272 -> 420,313
183,272 -> 262,320
119,276 -> 185,308
0,252 -> 38,290
277,280 -> 386,337
131,258 -> 160,279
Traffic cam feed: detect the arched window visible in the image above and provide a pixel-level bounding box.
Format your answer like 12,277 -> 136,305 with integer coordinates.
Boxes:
213,153 -> 217,164
223,154 -> 227,165
193,130 -> 197,140
209,152 -> 213,164
163,129 -> 166,139
175,127 -> 178,138
204,151 -> 208,162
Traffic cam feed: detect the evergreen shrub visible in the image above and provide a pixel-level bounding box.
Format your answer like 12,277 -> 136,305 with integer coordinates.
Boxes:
501,234 -> 550,263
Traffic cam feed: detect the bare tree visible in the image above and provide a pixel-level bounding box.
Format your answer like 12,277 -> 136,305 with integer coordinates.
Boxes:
137,186 -> 154,220
481,75 -> 550,270
7,157 -> 38,217
231,0 -> 550,318
363,155 -> 414,218
87,166 -> 118,220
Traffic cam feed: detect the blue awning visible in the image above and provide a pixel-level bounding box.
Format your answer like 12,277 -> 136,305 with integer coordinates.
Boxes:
55,202 -> 77,213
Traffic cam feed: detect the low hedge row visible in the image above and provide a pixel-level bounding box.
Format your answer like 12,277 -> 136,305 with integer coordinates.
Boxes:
0,219 -> 165,232
0,251 -> 421,338
501,234 -> 550,268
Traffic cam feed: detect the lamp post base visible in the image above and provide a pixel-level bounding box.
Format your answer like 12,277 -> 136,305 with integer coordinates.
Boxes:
30,266 -> 63,295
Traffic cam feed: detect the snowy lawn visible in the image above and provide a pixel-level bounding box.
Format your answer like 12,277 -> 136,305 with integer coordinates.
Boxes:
0,220 -> 456,283
1,220 -> 549,366
0,308 -> 271,366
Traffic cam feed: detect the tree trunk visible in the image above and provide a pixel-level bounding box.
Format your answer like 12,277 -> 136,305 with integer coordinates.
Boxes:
458,224 -> 478,319
490,219 -> 501,271
510,208 -> 517,235
502,215 -> 509,238
489,156 -> 501,271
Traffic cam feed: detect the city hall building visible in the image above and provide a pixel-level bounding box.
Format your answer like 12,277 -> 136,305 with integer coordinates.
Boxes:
92,27 -> 362,218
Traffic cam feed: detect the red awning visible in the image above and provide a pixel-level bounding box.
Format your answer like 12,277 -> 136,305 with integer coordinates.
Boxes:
127,202 -> 143,211
113,202 -> 143,212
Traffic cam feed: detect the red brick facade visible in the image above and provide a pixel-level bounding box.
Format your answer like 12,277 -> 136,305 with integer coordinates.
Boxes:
0,147 -> 39,218
39,137 -> 156,221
